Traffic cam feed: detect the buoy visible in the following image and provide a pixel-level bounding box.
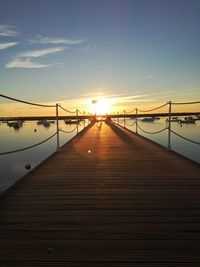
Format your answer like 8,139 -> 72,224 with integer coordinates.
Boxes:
25,163 -> 31,170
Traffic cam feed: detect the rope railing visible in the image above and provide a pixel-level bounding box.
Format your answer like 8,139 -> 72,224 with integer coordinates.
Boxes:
115,98 -> 199,158
172,101 -> 200,105
0,93 -> 90,155
1,93 -> 199,159
137,124 -> 167,135
125,108 -> 136,114
125,120 -> 136,127
0,132 -> 57,155
170,129 -> 200,145
0,93 -> 56,107
58,104 -> 76,114
137,103 -> 168,113
59,125 -> 78,134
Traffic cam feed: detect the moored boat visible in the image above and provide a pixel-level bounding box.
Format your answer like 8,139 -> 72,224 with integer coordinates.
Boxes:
179,117 -> 196,124
37,119 -> 51,127
64,119 -> 82,124
7,121 -> 23,128
141,117 -> 155,122
165,118 -> 180,123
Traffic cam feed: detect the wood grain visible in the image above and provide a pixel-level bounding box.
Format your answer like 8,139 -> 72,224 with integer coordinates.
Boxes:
0,122 -> 200,266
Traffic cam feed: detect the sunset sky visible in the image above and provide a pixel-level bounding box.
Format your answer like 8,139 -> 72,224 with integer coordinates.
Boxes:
0,0 -> 200,116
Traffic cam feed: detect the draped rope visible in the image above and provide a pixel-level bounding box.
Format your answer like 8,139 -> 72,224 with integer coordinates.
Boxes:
0,93 -> 56,107
58,104 -> 76,114
0,132 -> 57,155
137,124 -> 167,135
172,101 -> 200,105
59,126 -> 78,134
125,120 -> 136,127
137,103 -> 168,113
170,129 -> 200,145
125,108 -> 136,114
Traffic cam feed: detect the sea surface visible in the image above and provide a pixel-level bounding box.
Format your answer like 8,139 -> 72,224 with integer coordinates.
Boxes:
117,116 -> 200,164
0,120 -> 86,193
0,117 -> 199,193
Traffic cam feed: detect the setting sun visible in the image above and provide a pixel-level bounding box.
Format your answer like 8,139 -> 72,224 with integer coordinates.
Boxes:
89,98 -> 110,115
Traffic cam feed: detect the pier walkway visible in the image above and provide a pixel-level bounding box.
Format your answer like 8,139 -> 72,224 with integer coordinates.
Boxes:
0,122 -> 200,266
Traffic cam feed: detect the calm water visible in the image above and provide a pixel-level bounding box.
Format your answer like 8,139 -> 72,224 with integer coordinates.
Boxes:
0,120 -> 86,193
116,117 -> 200,164
0,118 -> 199,193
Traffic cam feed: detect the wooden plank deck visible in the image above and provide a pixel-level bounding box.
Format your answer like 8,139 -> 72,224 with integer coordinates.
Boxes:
0,121 -> 200,267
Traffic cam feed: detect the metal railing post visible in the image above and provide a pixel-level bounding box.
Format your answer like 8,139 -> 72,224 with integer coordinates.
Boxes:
83,111 -> 86,128
76,109 -> 79,134
136,108 -> 138,134
168,101 -> 172,149
124,110 -> 126,128
56,103 -> 60,151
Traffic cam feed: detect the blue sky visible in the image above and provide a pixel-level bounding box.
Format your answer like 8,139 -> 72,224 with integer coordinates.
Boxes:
0,0 -> 200,115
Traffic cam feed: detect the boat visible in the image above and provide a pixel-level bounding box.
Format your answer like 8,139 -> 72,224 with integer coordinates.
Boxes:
141,117 -> 155,122
43,121 -> 50,127
37,119 -> 46,125
7,121 -> 23,128
179,117 -> 196,124
64,119 -> 82,124
37,119 -> 50,126
37,119 -> 51,127
7,121 -> 16,127
13,122 -> 22,129
165,118 -> 180,123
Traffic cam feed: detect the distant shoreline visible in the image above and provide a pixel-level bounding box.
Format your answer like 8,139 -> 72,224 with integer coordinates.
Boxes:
0,112 -> 200,121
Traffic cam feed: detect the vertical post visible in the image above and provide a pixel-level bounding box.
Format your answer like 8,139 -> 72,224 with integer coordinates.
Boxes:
83,111 -> 86,128
76,109 -> 79,134
136,108 -> 138,134
117,112 -> 119,125
88,112 -> 90,125
56,103 -> 60,151
124,110 -> 126,128
168,101 -> 172,150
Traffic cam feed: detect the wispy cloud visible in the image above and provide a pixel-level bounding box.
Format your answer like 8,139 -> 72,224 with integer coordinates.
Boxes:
111,94 -> 151,104
6,47 -> 66,69
0,42 -> 18,50
0,25 -> 18,36
61,93 -> 150,106
31,36 -> 85,45
81,91 -> 105,97
6,58 -> 54,69
19,47 -> 66,58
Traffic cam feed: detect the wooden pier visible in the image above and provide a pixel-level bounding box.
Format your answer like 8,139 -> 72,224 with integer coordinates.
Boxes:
0,122 -> 200,266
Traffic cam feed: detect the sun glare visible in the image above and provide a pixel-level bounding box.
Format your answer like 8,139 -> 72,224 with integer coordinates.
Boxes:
89,98 -> 110,115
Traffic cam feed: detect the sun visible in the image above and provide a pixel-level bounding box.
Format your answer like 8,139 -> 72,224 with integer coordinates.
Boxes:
89,98 -> 110,115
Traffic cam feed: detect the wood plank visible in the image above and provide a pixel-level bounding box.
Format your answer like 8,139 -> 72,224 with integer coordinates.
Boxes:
0,122 -> 200,266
